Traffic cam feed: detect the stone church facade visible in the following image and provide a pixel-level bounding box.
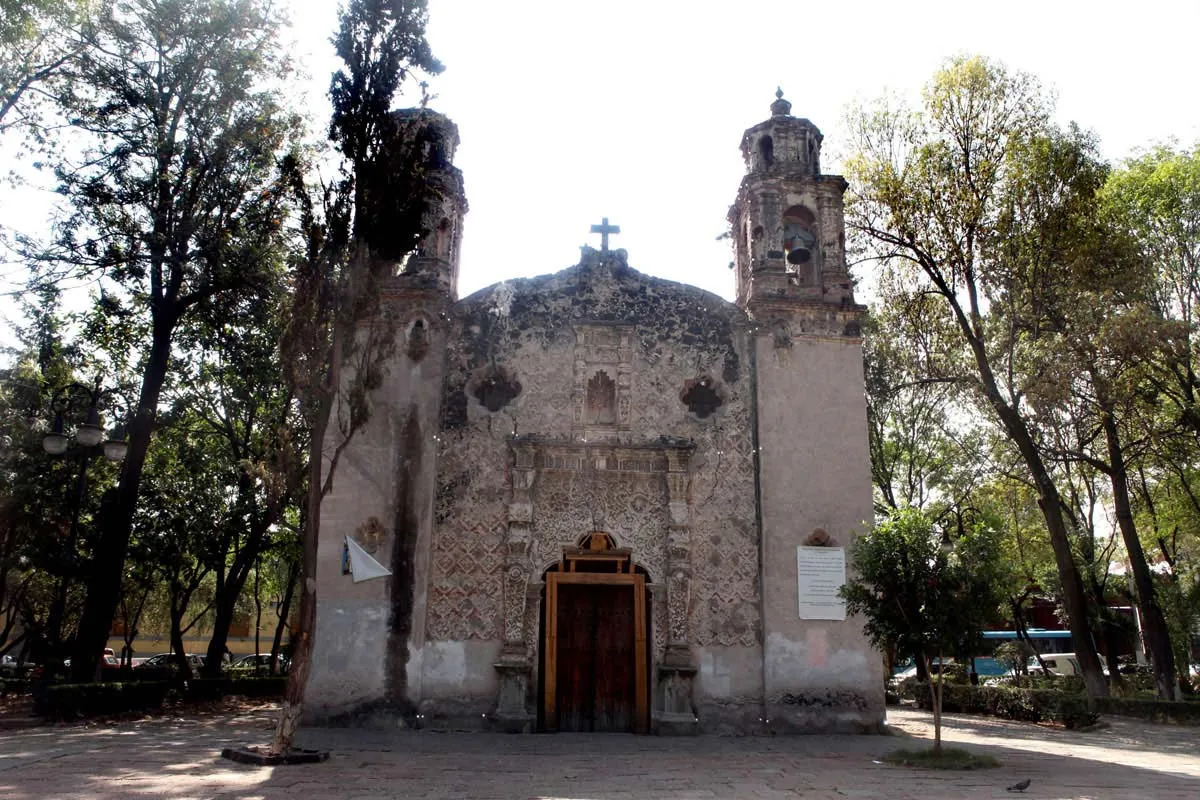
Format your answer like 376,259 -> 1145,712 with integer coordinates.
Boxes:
306,92 -> 883,734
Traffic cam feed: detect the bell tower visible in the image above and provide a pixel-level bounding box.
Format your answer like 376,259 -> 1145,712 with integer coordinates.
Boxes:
391,108 -> 468,299
728,90 -> 853,310
732,92 -> 882,732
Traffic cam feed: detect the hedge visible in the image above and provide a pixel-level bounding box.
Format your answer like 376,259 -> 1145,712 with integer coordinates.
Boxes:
186,676 -> 287,702
913,683 -> 1098,729
35,681 -> 169,720
1094,696 -> 1200,726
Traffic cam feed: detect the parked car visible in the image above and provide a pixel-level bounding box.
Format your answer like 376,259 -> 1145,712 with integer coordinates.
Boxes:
230,653 -> 289,673
1,655 -> 38,680
136,652 -> 205,670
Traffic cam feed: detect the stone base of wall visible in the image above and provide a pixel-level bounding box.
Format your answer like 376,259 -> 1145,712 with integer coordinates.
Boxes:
303,692 -> 884,735
763,691 -> 886,734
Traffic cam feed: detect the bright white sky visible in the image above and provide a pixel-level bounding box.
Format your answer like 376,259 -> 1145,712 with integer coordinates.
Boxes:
3,0 -> 1200,334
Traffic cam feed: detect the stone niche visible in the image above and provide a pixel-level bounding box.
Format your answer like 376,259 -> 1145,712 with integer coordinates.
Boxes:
572,325 -> 634,439
491,434 -> 699,733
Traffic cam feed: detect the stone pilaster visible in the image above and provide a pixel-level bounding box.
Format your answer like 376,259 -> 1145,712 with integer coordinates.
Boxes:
492,440 -> 536,732
656,447 -> 698,733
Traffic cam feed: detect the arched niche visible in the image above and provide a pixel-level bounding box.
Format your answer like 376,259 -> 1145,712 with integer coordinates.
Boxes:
781,204 -> 818,271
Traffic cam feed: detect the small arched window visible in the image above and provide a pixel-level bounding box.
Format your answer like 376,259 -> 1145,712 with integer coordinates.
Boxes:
758,136 -> 774,168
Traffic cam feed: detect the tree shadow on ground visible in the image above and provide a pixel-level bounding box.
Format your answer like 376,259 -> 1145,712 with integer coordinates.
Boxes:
0,707 -> 1197,799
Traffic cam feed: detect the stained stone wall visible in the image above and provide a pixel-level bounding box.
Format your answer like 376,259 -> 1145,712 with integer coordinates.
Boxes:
415,248 -> 763,729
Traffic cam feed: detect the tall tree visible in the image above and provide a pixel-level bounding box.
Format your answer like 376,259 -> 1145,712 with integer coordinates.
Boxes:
844,56 -> 1108,696
991,127 -> 1181,699
25,0 -> 297,682
271,0 -> 442,752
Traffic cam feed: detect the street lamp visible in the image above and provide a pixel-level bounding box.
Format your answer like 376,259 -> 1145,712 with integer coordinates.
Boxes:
40,378 -> 128,675
43,379 -> 128,462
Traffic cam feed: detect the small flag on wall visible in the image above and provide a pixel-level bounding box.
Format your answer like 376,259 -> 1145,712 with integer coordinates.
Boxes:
344,536 -> 392,583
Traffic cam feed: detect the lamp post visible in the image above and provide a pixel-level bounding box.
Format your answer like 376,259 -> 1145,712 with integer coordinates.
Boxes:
41,378 -> 128,674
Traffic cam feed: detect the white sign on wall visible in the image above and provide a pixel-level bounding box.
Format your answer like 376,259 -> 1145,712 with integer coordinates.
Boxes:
797,546 -> 846,620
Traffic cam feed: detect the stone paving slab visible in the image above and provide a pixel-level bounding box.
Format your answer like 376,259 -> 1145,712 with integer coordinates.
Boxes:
0,706 -> 1196,799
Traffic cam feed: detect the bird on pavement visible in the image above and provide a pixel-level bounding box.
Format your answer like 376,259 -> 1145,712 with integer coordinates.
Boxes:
1006,778 -> 1032,792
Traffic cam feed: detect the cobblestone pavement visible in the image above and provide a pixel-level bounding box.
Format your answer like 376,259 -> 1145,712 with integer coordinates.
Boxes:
0,705 -> 1197,799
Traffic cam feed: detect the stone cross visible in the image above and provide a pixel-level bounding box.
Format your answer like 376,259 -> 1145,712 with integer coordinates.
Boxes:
589,217 -> 621,252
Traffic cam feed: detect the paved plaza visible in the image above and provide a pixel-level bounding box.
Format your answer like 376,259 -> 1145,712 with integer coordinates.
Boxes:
0,705 -> 1196,799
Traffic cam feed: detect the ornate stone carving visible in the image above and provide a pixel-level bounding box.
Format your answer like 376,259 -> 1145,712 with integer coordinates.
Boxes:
572,325 -> 634,437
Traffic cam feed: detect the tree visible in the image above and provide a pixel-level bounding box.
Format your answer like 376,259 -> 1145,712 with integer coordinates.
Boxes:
24,0 -> 297,682
0,285 -> 123,672
985,125 -> 1183,699
0,0 -> 93,135
844,56 -> 1109,696
842,507 -> 1003,753
172,275 -> 306,679
270,0 -> 442,753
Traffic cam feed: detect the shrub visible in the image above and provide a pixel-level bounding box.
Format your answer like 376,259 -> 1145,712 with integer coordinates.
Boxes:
1094,696 -> 1200,726
913,683 -> 1098,728
36,681 -> 169,720
185,676 -> 286,702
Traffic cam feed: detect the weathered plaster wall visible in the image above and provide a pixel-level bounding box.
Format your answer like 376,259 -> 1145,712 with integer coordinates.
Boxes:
420,251 -> 762,727
306,287 -> 448,722
753,326 -> 883,732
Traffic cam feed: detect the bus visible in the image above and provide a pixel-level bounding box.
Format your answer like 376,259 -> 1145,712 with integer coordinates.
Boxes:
890,629 -> 1076,681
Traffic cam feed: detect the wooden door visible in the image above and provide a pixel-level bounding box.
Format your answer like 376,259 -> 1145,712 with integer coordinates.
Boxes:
555,584 -> 636,732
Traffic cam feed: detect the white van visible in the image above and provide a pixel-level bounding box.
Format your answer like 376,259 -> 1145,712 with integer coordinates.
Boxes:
1027,653 -> 1081,676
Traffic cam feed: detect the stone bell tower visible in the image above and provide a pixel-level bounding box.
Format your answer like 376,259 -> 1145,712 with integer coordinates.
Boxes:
731,91 -> 883,732
391,108 -> 468,299
305,107 -> 467,721
728,89 -> 854,310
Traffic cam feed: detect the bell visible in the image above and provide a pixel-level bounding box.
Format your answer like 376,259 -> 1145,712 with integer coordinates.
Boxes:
787,246 -> 811,265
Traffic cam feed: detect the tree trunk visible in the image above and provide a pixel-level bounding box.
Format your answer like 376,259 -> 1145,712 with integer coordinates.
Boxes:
937,282 -> 1107,697
169,602 -> 193,682
1099,411 -> 1180,700
929,652 -> 943,755
270,561 -> 299,675
272,382 -> 334,752
964,334 -> 1107,696
253,559 -> 263,674
70,313 -> 176,682
203,590 -> 238,679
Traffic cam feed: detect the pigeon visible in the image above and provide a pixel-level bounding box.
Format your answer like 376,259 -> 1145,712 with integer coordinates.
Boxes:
1006,778 -> 1031,793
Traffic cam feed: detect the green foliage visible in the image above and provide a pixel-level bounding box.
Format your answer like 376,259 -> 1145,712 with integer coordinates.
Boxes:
35,680 -> 169,719
0,0 -> 93,134
1093,695 -> 1200,725
842,507 -> 1004,666
915,683 -> 1099,729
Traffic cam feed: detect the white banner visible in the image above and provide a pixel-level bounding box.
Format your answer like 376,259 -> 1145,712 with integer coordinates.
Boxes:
797,546 -> 846,620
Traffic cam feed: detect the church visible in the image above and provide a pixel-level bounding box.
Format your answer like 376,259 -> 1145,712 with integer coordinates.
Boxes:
306,91 -> 883,734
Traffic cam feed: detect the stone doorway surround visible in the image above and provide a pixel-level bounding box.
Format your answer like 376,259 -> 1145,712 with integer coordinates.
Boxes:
491,435 -> 698,733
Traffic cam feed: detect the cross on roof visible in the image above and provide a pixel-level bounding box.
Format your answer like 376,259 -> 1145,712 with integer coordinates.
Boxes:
589,217 -> 621,252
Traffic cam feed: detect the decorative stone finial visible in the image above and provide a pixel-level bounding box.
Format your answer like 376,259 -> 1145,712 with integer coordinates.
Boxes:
770,87 -> 792,117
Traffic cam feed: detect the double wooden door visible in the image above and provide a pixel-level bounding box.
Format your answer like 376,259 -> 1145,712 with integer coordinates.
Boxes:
543,573 -> 647,732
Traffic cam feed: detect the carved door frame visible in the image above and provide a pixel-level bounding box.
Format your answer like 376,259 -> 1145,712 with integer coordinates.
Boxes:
543,570 -> 648,733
